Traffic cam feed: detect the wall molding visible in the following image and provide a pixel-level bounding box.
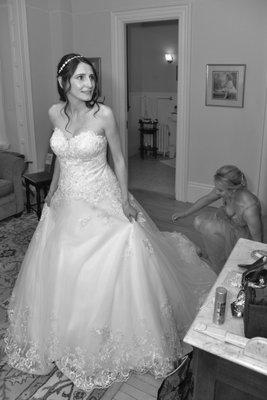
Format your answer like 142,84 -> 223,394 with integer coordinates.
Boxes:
258,84 -> 267,214
129,91 -> 177,120
187,181 -> 215,204
72,10 -> 109,16
7,0 -> 37,169
111,4 -> 191,201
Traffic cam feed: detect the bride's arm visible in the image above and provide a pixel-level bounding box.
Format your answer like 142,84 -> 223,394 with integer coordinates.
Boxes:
45,106 -> 60,206
102,105 -> 137,222
45,158 -> 60,206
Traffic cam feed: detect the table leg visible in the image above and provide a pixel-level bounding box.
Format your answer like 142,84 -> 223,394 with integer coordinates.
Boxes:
36,187 -> 42,220
153,131 -> 157,158
25,180 -> 31,213
140,132 -> 144,159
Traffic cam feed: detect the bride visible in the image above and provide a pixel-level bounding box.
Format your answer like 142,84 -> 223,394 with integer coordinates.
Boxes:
5,53 -> 216,391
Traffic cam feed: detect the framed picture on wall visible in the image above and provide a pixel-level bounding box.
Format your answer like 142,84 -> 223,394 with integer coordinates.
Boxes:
88,57 -> 101,96
205,64 -> 246,107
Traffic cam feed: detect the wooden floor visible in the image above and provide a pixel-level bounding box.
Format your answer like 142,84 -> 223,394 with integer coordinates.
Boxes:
107,373 -> 163,400
128,155 -> 175,197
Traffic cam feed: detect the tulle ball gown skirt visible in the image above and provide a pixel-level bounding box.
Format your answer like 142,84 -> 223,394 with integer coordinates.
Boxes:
4,195 -> 216,391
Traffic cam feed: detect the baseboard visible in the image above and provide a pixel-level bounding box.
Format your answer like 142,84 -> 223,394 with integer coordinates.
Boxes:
187,181 -> 212,202
187,181 -> 222,208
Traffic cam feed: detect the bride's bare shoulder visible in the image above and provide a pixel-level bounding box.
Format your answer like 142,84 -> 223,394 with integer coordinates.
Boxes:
97,104 -> 113,117
48,102 -> 65,124
96,105 -> 116,128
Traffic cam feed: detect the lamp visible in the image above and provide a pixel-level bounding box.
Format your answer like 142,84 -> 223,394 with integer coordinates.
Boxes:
165,53 -> 174,63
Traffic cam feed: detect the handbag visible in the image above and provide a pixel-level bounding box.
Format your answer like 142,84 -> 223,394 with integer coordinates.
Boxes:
243,284 -> 267,339
231,256 -> 267,339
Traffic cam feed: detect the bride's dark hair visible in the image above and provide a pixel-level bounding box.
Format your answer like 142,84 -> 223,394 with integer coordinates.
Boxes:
57,53 -> 100,131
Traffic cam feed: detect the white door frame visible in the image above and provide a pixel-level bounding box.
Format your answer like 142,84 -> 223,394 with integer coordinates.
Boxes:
258,86 -> 267,214
111,5 -> 191,201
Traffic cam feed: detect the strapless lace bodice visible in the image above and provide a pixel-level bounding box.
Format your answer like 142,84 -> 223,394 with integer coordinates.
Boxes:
51,127 -> 107,164
50,128 -> 122,211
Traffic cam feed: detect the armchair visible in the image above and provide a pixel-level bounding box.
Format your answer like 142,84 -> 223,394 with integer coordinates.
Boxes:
0,151 -> 26,221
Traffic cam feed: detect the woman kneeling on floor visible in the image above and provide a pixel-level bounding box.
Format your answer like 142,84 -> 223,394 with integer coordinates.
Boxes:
172,165 -> 263,274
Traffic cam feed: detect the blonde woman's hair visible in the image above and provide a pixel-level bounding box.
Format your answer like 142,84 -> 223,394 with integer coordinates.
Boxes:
214,165 -> 247,189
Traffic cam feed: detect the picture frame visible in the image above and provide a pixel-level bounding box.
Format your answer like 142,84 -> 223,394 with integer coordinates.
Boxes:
205,64 -> 246,107
88,57 -> 101,96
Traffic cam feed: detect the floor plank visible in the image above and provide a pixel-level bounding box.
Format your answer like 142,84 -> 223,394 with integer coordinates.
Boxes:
120,382 -> 156,400
113,391 -> 136,400
127,375 -> 160,397
132,372 -> 163,389
101,382 -> 124,399
128,155 -> 175,197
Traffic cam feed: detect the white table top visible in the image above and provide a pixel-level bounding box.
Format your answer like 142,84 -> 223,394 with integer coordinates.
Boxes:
184,238 -> 267,376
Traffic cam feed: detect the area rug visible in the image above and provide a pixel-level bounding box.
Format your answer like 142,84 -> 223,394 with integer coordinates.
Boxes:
0,212 -> 119,400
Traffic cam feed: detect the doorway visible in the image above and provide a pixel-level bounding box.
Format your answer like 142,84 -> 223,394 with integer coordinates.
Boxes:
111,5 -> 191,201
126,20 -> 178,197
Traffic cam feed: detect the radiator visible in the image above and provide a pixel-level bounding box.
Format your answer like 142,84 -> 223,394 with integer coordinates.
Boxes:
157,124 -> 170,156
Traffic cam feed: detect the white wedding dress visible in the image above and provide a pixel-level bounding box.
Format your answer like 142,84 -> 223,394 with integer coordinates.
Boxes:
5,128 -> 216,391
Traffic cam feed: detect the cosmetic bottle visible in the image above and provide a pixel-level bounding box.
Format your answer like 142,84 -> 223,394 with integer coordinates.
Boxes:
213,286 -> 227,325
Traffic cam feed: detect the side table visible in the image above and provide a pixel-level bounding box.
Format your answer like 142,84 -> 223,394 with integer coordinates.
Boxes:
184,238 -> 267,400
24,171 -> 52,219
138,119 -> 158,159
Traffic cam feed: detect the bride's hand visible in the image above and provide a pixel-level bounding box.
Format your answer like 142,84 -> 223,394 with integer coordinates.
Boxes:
45,192 -> 53,207
172,212 -> 186,223
122,201 -> 138,222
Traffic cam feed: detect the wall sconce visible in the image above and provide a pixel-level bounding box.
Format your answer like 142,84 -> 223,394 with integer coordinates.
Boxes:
165,53 -> 174,63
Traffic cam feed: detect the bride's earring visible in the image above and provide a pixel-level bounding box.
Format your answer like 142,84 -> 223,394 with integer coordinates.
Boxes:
58,77 -> 63,88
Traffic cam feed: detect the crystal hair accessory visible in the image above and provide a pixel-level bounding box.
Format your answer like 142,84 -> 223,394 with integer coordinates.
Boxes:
241,173 -> 246,186
58,55 -> 83,75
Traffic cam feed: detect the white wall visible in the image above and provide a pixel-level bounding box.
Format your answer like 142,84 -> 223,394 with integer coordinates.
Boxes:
71,0 -> 267,211
25,0 -> 73,168
189,0 -> 267,198
72,10 -> 112,105
127,21 -> 178,93
26,3 -> 54,168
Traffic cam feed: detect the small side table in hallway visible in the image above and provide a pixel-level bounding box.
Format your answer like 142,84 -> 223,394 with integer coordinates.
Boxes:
138,119 -> 158,159
24,172 -> 52,220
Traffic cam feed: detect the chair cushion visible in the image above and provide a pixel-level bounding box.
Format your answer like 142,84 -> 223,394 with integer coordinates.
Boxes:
0,179 -> 13,197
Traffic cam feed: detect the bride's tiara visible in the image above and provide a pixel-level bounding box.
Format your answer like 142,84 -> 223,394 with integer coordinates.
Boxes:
58,55 -> 83,75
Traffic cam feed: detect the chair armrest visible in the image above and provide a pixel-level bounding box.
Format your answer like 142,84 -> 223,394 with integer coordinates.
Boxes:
0,152 -> 25,212
0,152 -> 25,181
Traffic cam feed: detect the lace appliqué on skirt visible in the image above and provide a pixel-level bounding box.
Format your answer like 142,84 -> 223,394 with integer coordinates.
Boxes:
4,301 -> 182,390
